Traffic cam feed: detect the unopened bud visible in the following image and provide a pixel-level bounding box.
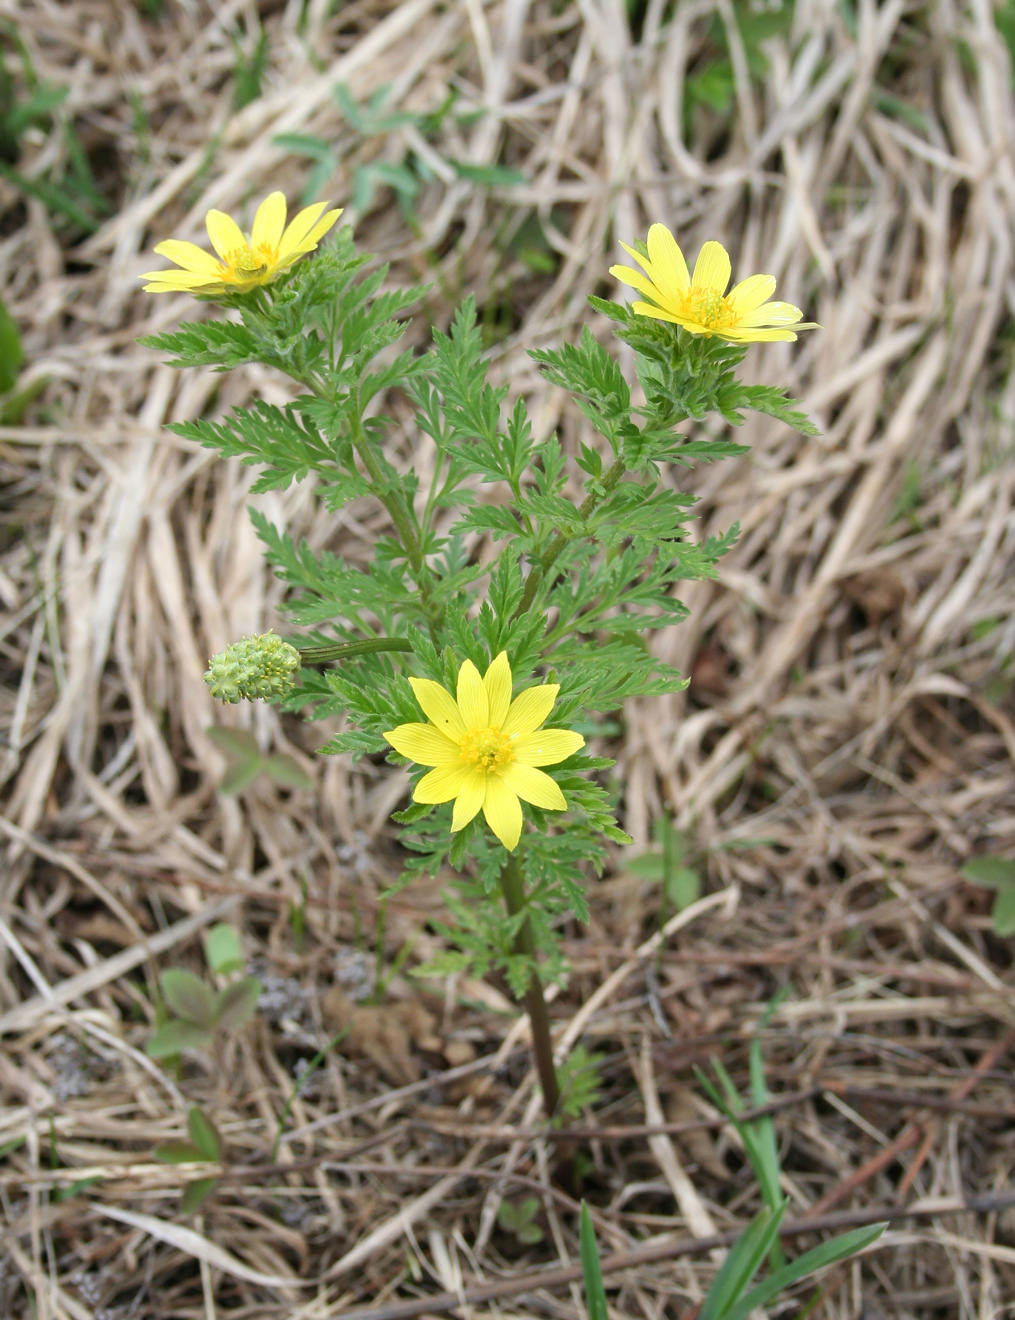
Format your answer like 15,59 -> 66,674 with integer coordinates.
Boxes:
204,631 -> 301,703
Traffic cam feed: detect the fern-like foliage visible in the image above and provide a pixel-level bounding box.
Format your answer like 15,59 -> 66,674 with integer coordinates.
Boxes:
149,227 -> 818,969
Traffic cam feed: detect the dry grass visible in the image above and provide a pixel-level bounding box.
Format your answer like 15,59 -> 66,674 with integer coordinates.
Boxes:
1,0 -> 1015,1316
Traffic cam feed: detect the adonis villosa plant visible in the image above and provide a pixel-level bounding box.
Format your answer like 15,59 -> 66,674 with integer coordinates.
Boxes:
142,196 -> 817,1114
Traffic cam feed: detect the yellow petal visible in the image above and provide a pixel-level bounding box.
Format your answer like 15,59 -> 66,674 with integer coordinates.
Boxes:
384,723 -> 461,766
414,763 -> 470,804
205,209 -> 247,261
512,729 -> 585,767
726,273 -> 776,317
646,223 -> 690,298
141,272 -> 221,292
152,239 -> 223,275
409,677 -> 467,738
735,300 -> 805,327
499,763 -> 567,811
276,210 -> 342,265
691,240 -> 731,295
482,775 -> 523,851
721,327 -> 799,342
251,191 -> 287,252
484,651 -> 512,728
276,202 -> 330,261
501,683 -> 560,738
630,301 -> 696,328
303,206 -> 343,245
609,264 -> 667,306
618,239 -> 654,276
456,659 -> 488,729
451,769 -> 486,830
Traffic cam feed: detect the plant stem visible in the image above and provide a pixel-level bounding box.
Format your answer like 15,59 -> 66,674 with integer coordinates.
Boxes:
349,412 -> 425,574
296,637 -> 414,664
514,456 -> 627,619
349,410 -> 441,640
498,851 -> 560,1117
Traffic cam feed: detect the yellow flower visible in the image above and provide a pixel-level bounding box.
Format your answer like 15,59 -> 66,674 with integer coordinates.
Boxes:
610,223 -> 818,343
141,191 -> 343,295
383,653 -> 585,852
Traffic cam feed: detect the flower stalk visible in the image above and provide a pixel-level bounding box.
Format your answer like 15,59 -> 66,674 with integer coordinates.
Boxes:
296,638 -> 414,664
498,850 -> 560,1117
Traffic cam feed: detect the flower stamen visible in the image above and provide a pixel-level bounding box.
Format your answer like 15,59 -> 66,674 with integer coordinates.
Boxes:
684,288 -> 735,331
459,726 -> 514,772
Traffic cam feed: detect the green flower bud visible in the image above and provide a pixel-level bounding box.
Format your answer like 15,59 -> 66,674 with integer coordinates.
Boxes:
205,631 -> 301,704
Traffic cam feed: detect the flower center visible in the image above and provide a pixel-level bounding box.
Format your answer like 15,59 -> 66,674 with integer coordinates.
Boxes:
223,243 -> 272,278
459,726 -> 514,772
682,288 -> 737,330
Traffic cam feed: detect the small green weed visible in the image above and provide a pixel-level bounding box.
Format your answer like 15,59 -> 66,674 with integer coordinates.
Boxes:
207,725 -> 313,795
685,0 -> 795,122
47,1117 -> 100,1202
232,25 -> 269,111
154,1105 -> 223,1213
497,1196 -> 544,1245
697,999 -> 789,1267
273,82 -> 523,218
0,293 -> 47,424
995,1 -> 1015,86
0,23 -> 109,233
962,856 -> 1015,936
891,458 -> 923,529
146,923 -> 260,1059
0,295 -> 22,395
579,1176 -> 885,1320
554,1043 -> 603,1121
623,813 -> 702,912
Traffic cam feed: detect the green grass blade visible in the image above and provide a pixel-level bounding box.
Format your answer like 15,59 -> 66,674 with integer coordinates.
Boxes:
579,1202 -> 608,1320
271,1027 -> 349,1162
722,1224 -> 888,1320
699,1203 -> 786,1320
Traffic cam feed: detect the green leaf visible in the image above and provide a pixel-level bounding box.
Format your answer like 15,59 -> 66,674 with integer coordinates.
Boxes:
145,1020 -> 214,1059
666,865 -> 701,911
181,1177 -> 220,1214
205,923 -> 245,975
153,1142 -> 206,1164
160,969 -> 216,1027
263,752 -> 314,789
0,297 -> 23,395
139,320 -> 261,371
272,132 -> 335,162
579,1203 -> 609,1320
992,885 -> 1015,936
0,160 -> 102,233
556,1044 -> 603,1118
0,373 -> 48,425
687,60 -> 735,112
232,27 -> 268,111
622,852 -> 665,880
497,1196 -> 543,1243
219,759 -> 264,795
213,976 -> 261,1030
187,1107 -> 222,1161
962,856 -> 1015,888
449,160 -> 527,187
206,726 -> 260,758
722,1224 -> 887,1320
699,1204 -> 786,1320
53,1176 -> 100,1202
